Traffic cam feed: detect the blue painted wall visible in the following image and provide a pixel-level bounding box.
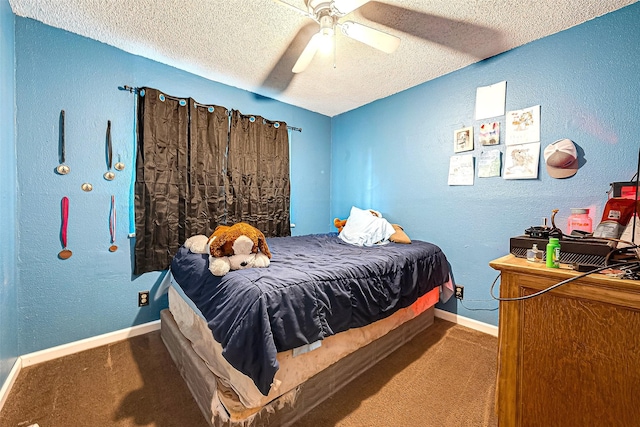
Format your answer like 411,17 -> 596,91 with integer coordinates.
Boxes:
331,2 -> 640,326
3,1 -> 639,385
13,17 -> 331,355
0,0 -> 18,389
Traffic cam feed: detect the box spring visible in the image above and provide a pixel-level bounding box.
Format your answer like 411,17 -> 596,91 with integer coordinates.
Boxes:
161,304 -> 435,427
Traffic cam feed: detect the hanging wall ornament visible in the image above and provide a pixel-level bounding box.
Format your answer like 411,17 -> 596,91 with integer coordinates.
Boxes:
56,110 -> 70,175
109,195 -> 118,252
104,120 -> 115,181
114,153 -> 125,171
58,196 -> 72,259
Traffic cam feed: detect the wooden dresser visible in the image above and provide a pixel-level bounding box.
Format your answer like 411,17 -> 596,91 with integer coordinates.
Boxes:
489,255 -> 640,427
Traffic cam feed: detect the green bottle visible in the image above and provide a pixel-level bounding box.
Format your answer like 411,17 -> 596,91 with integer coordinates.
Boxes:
546,237 -> 561,268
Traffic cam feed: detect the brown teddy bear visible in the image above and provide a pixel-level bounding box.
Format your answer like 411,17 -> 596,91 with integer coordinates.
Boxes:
333,218 -> 348,234
184,222 -> 272,276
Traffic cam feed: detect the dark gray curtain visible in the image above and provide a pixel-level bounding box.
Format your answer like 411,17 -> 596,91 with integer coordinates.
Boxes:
134,89 -> 290,274
189,101 -> 230,231
227,110 -> 291,237
134,88 -> 229,274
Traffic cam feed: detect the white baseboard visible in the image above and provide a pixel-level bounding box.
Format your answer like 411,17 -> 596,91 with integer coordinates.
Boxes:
435,308 -> 499,337
1,320 -> 161,413
0,358 -> 21,414
20,320 -> 161,367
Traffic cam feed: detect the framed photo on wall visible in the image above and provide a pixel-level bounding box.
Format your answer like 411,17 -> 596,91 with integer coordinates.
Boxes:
454,126 -> 474,153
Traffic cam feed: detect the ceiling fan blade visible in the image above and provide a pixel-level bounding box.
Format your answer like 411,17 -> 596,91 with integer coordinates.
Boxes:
358,1 -> 505,59
333,0 -> 370,15
272,0 -> 310,17
258,23 -> 318,94
292,33 -> 321,73
340,21 -> 400,53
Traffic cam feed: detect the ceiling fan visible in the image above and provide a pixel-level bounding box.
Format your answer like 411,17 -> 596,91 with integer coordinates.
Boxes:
259,1 -> 503,95
273,0 -> 401,73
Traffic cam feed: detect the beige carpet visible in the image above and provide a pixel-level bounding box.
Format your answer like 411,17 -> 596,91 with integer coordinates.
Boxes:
298,318 -> 498,426
0,318 -> 498,427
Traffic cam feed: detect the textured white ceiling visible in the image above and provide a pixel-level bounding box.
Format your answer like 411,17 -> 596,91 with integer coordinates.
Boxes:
9,0 -> 637,116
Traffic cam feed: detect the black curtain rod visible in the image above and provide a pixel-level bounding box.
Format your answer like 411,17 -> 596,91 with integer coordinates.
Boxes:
119,85 -> 302,133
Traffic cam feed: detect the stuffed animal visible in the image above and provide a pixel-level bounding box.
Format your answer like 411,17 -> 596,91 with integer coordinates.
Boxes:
208,223 -> 271,259
333,218 -> 348,234
184,223 -> 235,254
184,234 -> 210,254
184,222 -> 272,276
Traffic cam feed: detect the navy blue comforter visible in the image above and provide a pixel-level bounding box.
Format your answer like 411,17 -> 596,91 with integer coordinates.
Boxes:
170,233 -> 449,395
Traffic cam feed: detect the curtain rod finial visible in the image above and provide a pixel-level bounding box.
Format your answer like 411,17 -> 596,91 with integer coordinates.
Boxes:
119,85 -> 138,94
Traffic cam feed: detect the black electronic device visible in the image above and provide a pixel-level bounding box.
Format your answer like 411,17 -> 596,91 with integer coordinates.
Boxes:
524,226 -> 562,239
510,235 -> 614,267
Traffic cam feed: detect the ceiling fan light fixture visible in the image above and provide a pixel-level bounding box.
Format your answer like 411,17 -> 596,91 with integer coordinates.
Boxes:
319,32 -> 334,55
318,14 -> 335,54
321,27 -> 334,37
319,14 -> 335,34
283,0 -> 398,74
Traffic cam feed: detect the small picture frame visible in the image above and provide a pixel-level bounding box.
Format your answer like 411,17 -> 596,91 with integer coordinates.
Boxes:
454,126 -> 474,153
480,122 -> 500,146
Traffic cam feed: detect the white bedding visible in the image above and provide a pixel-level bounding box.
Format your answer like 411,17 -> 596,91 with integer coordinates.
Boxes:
338,206 -> 396,246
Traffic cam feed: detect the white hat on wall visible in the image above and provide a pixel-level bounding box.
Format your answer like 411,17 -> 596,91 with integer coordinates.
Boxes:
544,138 -> 578,179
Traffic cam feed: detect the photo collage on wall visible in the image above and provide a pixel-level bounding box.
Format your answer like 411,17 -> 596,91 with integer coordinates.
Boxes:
448,80 -> 541,185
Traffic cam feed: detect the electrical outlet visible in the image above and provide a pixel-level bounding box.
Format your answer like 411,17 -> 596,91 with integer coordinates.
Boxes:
138,291 -> 150,307
455,285 -> 464,300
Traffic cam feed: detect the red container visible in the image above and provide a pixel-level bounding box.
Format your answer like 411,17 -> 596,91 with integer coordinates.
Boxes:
567,208 -> 592,233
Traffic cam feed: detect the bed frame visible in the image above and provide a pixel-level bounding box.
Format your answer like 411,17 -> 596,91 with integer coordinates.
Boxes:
161,304 -> 435,427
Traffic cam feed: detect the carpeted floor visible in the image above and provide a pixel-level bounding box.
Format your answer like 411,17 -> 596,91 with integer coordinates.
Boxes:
0,317 -> 498,427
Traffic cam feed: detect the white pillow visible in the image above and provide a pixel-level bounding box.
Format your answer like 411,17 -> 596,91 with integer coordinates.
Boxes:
338,206 -> 396,247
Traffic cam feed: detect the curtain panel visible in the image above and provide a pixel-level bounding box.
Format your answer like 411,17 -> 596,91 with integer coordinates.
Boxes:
227,110 -> 291,237
134,88 -> 229,274
134,88 -> 290,274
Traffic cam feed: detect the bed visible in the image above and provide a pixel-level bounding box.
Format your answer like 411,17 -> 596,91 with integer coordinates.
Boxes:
161,233 -> 451,426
